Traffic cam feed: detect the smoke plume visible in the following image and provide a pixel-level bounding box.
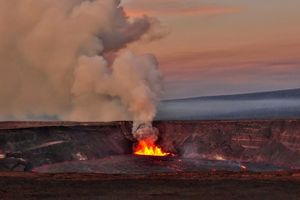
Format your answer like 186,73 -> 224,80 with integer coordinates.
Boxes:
0,0 -> 164,137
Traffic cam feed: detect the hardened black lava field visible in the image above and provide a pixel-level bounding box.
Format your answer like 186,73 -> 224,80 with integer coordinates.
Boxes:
0,120 -> 300,199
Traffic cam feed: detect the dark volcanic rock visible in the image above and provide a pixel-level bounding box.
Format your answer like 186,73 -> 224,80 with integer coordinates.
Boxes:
0,171 -> 300,200
0,122 -> 133,168
33,155 -> 288,174
154,120 -> 300,167
0,120 -> 300,172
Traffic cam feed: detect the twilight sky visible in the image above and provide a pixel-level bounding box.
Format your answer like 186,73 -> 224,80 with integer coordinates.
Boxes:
122,0 -> 300,99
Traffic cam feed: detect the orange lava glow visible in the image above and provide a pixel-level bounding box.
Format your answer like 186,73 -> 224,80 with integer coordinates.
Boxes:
134,140 -> 170,157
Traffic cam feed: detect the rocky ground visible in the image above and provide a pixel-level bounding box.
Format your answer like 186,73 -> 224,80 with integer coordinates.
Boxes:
1,120 -> 300,199
1,120 -> 300,169
0,171 -> 300,200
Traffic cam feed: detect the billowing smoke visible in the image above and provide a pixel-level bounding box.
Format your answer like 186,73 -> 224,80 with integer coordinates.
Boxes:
0,0 -> 166,141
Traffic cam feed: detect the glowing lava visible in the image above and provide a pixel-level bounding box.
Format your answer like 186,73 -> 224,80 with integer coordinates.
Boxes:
134,140 -> 170,157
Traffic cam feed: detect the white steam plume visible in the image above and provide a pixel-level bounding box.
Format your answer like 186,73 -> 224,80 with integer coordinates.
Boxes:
0,0 -> 165,138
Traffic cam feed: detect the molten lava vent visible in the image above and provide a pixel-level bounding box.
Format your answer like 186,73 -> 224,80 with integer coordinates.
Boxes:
134,140 -> 170,157
132,124 -> 171,157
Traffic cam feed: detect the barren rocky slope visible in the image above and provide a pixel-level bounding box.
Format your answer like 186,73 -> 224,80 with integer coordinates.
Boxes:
0,120 -> 300,170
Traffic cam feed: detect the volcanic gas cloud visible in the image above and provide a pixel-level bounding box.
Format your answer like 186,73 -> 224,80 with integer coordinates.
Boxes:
0,0 -> 168,143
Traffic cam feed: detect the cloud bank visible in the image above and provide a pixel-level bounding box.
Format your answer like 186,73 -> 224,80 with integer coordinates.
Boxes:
159,44 -> 300,99
123,0 -> 240,17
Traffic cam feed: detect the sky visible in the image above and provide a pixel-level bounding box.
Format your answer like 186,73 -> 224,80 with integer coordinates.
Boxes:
122,0 -> 300,99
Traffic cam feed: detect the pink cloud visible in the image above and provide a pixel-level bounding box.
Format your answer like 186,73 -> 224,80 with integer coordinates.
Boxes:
123,1 -> 240,17
126,6 -> 240,17
155,43 -> 300,98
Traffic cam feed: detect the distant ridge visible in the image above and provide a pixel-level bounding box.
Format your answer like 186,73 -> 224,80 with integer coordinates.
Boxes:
164,88 -> 300,102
